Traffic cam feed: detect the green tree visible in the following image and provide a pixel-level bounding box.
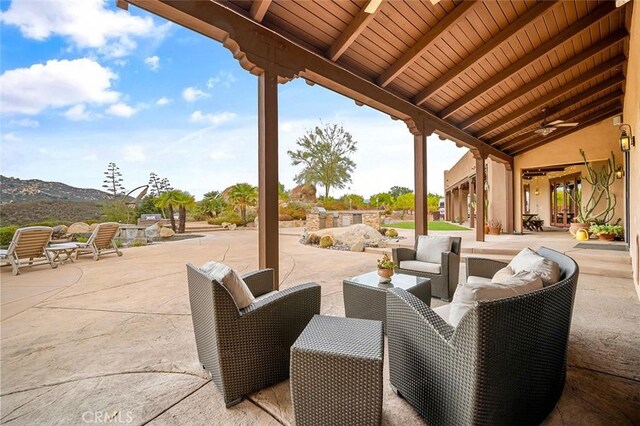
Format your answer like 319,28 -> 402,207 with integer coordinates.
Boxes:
228,183 -> 258,225
155,190 -> 181,232
174,191 -> 196,233
389,186 -> 412,199
137,196 -> 161,216
395,193 -> 415,211
427,193 -> 441,213
369,192 -> 394,210
102,162 -> 125,199
198,191 -> 227,218
341,193 -> 365,210
278,182 -> 289,201
287,122 -> 357,198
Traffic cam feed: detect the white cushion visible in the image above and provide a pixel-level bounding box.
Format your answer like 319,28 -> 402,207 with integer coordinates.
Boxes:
400,260 -> 441,274
200,261 -> 255,309
491,266 -> 515,283
449,271 -> 543,327
508,248 -> 560,286
415,235 -> 452,264
467,275 -> 492,285
432,304 -> 451,325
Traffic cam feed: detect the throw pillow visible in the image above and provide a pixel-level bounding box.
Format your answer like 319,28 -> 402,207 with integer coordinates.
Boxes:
200,261 -> 255,309
491,266 -> 515,283
449,271 -> 543,327
508,248 -> 560,286
415,235 -> 452,264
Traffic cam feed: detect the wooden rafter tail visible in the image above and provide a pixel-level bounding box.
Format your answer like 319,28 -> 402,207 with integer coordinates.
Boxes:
249,0 -> 271,23
327,0 -> 385,61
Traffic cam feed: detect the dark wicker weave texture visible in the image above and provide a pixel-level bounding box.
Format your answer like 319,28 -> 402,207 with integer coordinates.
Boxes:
343,276 -> 431,333
291,315 -> 384,426
186,264 -> 321,407
392,236 -> 461,301
387,247 -> 579,426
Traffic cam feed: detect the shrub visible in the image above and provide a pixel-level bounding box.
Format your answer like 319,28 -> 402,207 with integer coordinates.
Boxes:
378,227 -> 388,236
319,235 -> 334,248
279,201 -> 308,220
308,233 -> 321,245
131,240 -> 146,247
0,226 -> 17,246
279,213 -> 294,221
75,236 -> 89,243
207,211 -> 244,226
27,220 -> 62,227
385,228 -> 398,238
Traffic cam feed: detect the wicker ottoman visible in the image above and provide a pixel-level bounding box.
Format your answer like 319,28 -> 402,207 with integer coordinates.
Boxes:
290,315 -> 384,426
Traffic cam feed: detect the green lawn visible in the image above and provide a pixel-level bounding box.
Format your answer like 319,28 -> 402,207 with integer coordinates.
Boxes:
385,221 -> 470,231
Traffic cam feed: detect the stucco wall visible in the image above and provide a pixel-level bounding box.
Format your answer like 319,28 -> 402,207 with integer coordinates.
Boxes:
514,119 -> 624,230
444,151 -> 475,189
488,162 -> 508,228
623,1 -> 639,297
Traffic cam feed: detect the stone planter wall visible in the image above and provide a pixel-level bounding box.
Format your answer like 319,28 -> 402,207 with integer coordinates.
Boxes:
305,211 -> 381,232
279,220 -> 306,228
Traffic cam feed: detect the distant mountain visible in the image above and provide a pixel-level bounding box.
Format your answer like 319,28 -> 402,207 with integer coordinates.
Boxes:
0,175 -> 111,203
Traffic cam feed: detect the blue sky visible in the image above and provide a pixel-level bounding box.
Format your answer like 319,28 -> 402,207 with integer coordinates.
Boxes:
0,0 -> 466,200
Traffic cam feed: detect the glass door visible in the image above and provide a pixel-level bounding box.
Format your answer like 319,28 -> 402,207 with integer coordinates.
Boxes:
550,174 -> 581,227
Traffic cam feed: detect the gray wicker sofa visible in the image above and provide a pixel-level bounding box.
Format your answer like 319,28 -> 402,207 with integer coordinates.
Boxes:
392,236 -> 461,301
386,247 -> 579,425
186,264 -> 321,407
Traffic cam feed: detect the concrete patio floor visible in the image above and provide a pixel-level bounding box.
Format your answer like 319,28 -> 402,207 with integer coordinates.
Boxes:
1,229 -> 639,424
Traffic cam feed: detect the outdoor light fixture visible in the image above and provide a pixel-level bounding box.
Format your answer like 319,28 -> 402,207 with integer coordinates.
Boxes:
619,124 -> 635,152
615,165 -> 624,179
534,187 -> 539,196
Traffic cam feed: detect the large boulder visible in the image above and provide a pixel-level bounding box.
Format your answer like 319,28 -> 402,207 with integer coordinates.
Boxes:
160,227 -> 175,238
315,224 -> 384,247
67,222 -> 91,234
350,240 -> 365,252
145,222 -> 162,239
290,183 -> 317,203
52,225 -> 68,238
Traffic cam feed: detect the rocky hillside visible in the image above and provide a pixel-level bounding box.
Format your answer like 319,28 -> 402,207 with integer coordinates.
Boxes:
0,175 -> 110,203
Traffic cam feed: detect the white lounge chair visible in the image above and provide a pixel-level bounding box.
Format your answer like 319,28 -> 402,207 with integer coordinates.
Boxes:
75,222 -> 123,261
0,226 -> 57,275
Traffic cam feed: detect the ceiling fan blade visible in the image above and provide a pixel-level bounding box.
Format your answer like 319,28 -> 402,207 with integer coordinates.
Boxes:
548,120 -> 565,125
554,122 -> 579,127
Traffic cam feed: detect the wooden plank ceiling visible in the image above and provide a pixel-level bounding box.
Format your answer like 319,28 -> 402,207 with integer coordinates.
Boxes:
225,0 -> 630,156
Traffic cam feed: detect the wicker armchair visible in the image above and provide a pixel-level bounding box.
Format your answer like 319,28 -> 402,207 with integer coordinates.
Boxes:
186,264 -> 321,407
392,236 -> 461,301
386,247 -> 579,426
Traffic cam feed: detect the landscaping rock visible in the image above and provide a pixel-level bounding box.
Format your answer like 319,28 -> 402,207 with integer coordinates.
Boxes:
350,240 -> 365,252
290,183 -> 317,203
319,235 -> 334,248
227,224 -> 237,231
89,223 -> 99,231
52,225 -> 67,238
145,223 -> 162,239
67,222 -> 90,234
160,228 -> 175,238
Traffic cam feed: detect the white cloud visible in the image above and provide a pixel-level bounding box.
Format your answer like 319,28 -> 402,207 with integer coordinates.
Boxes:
64,104 -> 93,121
9,118 -> 39,128
209,149 -> 234,160
189,111 -> 237,126
206,70 -> 237,89
106,102 -> 138,118
82,153 -> 98,162
0,0 -> 169,58
156,97 -> 171,106
0,58 -> 120,115
122,145 -> 145,162
3,132 -> 21,142
144,55 -> 160,71
182,87 -> 209,102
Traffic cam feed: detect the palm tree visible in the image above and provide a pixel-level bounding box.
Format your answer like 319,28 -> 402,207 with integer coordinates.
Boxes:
228,183 -> 258,225
155,190 -> 181,232
174,191 -> 196,233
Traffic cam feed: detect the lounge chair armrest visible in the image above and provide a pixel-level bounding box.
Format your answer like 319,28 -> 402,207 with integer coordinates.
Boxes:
240,282 -> 321,318
466,257 -> 508,279
242,269 -> 274,297
392,247 -> 416,263
387,288 -> 455,342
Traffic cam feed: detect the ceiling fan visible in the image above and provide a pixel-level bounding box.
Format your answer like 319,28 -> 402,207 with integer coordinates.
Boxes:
527,107 -> 579,137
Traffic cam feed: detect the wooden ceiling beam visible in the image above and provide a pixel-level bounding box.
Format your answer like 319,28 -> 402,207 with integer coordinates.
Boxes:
508,105 -> 622,156
475,58 -> 626,139
327,0 -> 385,61
459,29 -> 628,130
123,0 -> 512,163
377,1 -> 478,87
412,1 -> 558,106
488,81 -> 625,145
499,93 -> 623,151
249,0 -> 271,23
436,1 -> 618,119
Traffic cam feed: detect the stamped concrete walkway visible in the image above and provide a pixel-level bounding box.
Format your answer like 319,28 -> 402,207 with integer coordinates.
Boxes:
1,229 -> 639,424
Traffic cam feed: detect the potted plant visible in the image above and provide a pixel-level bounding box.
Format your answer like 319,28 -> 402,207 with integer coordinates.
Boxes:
488,219 -> 502,235
377,253 -> 396,283
589,224 -> 623,241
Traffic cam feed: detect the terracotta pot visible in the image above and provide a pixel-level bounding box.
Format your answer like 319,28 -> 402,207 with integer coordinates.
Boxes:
377,268 -> 394,283
484,224 -> 490,234
569,222 -> 590,236
489,226 -> 501,235
597,233 -> 615,241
